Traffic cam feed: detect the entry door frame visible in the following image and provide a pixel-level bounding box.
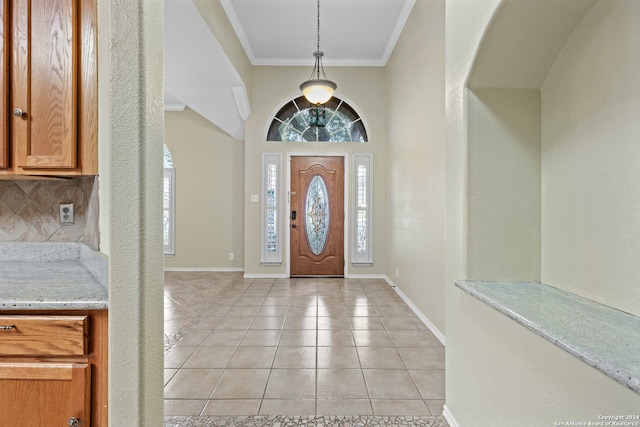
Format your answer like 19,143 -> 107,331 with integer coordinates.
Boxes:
286,152 -> 350,278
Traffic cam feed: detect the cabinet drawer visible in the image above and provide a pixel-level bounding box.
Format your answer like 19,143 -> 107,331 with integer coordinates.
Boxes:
0,315 -> 89,356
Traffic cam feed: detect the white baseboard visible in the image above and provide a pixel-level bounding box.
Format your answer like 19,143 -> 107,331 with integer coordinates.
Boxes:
384,275 -> 446,346
345,273 -> 387,279
442,404 -> 459,427
243,273 -> 289,279
241,273 -> 387,279
164,267 -> 244,272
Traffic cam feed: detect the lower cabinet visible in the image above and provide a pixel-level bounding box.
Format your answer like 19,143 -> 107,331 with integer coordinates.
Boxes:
0,311 -> 107,427
0,363 -> 91,427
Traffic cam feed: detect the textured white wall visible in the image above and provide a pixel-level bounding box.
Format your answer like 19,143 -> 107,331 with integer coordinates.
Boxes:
467,88 -> 541,281
97,0 -> 111,257
541,0 -> 640,317
164,108 -> 245,269
99,0 -> 165,425
385,0 -> 446,335
244,66 -> 388,277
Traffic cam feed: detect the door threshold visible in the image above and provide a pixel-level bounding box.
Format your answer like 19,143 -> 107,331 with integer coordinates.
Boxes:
290,275 -> 344,278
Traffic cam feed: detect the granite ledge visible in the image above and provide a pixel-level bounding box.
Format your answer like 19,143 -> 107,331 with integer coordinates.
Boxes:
455,280 -> 640,394
0,242 -> 108,310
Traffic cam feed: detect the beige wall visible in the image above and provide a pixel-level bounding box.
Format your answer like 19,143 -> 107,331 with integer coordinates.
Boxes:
450,291 -> 640,427
445,1 -> 640,425
164,108 -> 244,269
385,0 -> 446,336
244,66 -> 387,277
467,88 -> 541,281
541,0 -> 640,317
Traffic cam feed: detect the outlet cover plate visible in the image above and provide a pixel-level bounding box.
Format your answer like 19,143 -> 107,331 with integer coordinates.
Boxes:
59,203 -> 75,225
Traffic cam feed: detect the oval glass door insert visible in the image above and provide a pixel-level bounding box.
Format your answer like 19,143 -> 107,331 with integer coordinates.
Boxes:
305,175 -> 330,255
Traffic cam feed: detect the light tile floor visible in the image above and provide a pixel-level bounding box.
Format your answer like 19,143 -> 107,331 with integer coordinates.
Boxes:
164,273 -> 445,419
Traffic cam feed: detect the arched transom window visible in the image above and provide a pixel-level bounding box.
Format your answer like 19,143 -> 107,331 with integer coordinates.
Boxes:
267,96 -> 368,142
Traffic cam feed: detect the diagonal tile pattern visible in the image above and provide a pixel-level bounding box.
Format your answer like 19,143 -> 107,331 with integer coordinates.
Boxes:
0,177 -> 99,248
164,272 -> 446,419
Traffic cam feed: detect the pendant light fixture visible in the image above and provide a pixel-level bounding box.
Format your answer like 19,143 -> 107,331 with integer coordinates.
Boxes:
299,0 -> 336,106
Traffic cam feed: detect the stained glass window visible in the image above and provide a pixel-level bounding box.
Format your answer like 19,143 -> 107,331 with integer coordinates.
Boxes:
267,96 -> 368,142
164,145 -> 174,168
305,175 -> 330,255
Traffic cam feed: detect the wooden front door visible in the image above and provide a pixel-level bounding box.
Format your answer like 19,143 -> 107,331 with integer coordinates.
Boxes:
290,156 -> 344,277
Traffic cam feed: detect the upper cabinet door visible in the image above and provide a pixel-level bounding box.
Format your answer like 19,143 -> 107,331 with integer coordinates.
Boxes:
12,0 -> 78,170
0,0 -> 8,169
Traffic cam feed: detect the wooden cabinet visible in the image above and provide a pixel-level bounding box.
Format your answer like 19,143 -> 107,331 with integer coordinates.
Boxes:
0,315 -> 89,356
0,0 -> 8,169
0,363 -> 91,427
0,0 -> 97,176
0,311 -> 107,427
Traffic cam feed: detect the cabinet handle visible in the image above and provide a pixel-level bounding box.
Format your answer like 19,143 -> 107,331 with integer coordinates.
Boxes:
68,418 -> 79,427
0,325 -> 16,330
14,108 -> 25,117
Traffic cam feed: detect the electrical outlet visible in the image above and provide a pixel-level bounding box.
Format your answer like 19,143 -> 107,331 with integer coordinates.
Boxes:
229,252 -> 235,261
59,203 -> 74,225
396,267 -> 400,277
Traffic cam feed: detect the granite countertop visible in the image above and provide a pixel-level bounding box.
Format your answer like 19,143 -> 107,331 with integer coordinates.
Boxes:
456,280 -> 640,394
0,242 -> 108,310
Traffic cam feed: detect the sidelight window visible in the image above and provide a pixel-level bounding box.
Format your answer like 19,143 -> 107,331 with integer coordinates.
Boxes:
261,153 -> 282,264
352,153 -> 373,265
164,145 -> 176,256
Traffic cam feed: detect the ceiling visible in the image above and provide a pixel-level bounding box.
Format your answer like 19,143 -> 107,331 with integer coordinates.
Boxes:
165,0 -> 249,140
164,0 -> 415,140
220,0 -> 415,66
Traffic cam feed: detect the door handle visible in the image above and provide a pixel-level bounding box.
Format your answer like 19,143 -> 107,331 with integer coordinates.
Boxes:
292,224 -> 297,228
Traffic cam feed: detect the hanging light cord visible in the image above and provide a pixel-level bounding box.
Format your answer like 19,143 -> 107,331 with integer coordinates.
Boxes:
311,0 -> 324,81
300,0 -> 336,108
316,0 -> 321,54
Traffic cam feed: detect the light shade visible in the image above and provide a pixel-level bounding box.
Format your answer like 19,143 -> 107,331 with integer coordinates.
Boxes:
300,78 -> 337,105
300,0 -> 336,106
